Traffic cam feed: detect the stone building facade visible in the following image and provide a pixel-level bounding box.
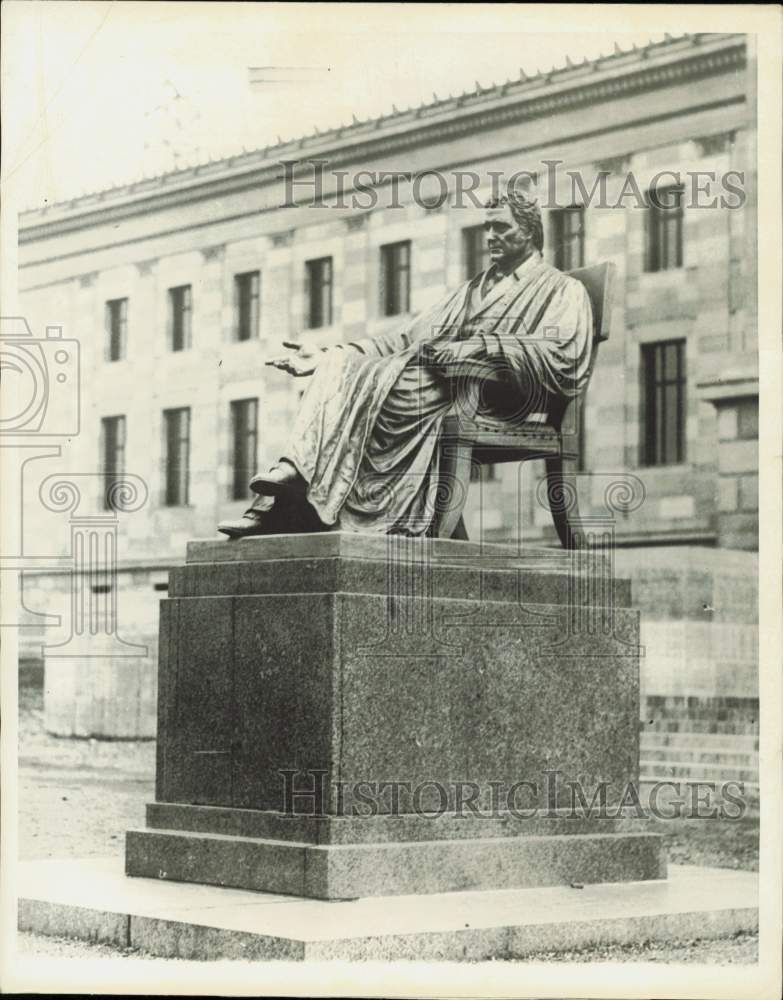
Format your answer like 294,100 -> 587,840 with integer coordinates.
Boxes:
15,33 -> 758,779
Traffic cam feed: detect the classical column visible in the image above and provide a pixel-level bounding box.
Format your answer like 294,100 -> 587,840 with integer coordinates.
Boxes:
536,472 -> 646,654
39,474 -> 148,658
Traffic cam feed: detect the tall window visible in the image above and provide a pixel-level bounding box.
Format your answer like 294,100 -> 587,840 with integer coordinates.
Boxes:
380,241 -> 411,316
230,399 -> 258,500
305,257 -> 333,328
101,415 -> 126,509
235,271 -> 260,341
551,207 -> 585,271
640,340 -> 686,466
470,464 -> 497,482
645,185 -> 684,272
576,403 -> 588,472
463,225 -> 489,279
163,407 -> 190,505
105,298 -> 128,362
168,285 -> 192,351
736,399 -> 758,440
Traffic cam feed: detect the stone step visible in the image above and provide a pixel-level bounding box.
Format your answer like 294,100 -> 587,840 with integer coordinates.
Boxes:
639,760 -> 758,782
641,721 -> 759,735
145,802 -> 656,845
169,554 -> 631,607
640,732 -> 759,750
640,748 -> 758,766
637,778 -> 760,799
125,827 -> 666,900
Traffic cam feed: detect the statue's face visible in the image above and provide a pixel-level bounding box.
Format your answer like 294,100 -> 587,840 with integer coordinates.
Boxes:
483,203 -> 532,268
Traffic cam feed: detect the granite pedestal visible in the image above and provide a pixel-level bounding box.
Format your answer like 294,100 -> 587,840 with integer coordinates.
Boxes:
126,533 -> 666,899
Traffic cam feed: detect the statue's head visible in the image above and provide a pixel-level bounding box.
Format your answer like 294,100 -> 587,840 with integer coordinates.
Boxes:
483,187 -> 544,268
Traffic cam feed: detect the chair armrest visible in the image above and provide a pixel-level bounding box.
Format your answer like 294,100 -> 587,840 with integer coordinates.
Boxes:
417,358 -> 511,385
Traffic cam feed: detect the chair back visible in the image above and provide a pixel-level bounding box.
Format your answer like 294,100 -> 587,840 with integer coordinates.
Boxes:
542,261 -> 615,435
448,260 -> 616,437
566,262 -> 615,344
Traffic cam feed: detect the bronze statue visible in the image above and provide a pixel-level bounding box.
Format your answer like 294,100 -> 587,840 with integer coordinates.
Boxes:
218,191 -> 592,539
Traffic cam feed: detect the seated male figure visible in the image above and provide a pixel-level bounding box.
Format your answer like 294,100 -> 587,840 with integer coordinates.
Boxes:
218,189 -> 592,539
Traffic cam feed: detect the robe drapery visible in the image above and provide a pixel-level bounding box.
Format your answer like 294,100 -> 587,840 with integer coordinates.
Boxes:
285,251 -> 593,535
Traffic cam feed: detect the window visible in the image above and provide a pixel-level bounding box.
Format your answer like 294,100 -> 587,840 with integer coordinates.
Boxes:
235,271 -> 260,341
163,407 -> 190,505
380,241 -> 411,316
640,340 -> 686,466
101,415 -> 126,509
551,207 -> 585,271
576,403 -> 588,472
305,257 -> 332,329
470,464 -> 497,482
105,298 -> 128,362
645,186 -> 684,272
168,285 -> 192,351
463,225 -> 489,279
230,399 -> 258,500
736,399 -> 758,440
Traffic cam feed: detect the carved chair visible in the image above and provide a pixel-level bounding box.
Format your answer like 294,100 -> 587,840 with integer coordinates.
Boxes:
432,262 -> 615,547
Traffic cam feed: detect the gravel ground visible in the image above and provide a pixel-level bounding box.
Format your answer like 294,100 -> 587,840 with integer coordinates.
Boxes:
18,685 -> 155,860
17,931 -> 178,961
518,931 -> 758,964
15,930 -> 758,964
16,684 -> 760,965
648,814 -> 759,872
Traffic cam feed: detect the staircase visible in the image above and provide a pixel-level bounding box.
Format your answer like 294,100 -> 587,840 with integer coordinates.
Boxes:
639,730 -> 759,795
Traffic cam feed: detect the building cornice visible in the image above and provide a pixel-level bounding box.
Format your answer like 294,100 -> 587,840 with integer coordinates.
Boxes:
19,33 -> 746,246
697,372 -> 759,403
22,557 -> 183,577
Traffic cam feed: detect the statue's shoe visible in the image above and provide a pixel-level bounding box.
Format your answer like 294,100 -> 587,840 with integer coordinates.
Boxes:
250,464 -> 307,498
217,509 -> 268,539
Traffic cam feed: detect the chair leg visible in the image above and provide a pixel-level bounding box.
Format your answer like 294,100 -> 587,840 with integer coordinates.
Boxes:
450,516 -> 468,540
435,442 -> 473,539
544,456 -> 583,549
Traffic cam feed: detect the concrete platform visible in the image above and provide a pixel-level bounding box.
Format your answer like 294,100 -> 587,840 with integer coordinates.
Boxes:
18,857 -> 758,962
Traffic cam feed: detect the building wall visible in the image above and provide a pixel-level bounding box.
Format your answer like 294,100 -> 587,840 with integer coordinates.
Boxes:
14,34 -> 759,740
17,37 -> 756,561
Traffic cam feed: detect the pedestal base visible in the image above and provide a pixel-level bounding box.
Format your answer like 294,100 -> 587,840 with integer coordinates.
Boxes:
130,533 -> 657,900
126,803 -> 665,899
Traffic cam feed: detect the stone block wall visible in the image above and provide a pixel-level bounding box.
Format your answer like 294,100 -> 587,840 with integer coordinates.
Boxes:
21,565 -> 169,738
614,546 -> 758,724
713,397 -> 759,550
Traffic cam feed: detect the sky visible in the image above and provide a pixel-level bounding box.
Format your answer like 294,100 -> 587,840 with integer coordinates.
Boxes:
2,2 -> 672,210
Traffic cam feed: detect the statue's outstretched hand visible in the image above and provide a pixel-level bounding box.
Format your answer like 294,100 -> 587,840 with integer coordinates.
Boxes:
265,341 -> 322,377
